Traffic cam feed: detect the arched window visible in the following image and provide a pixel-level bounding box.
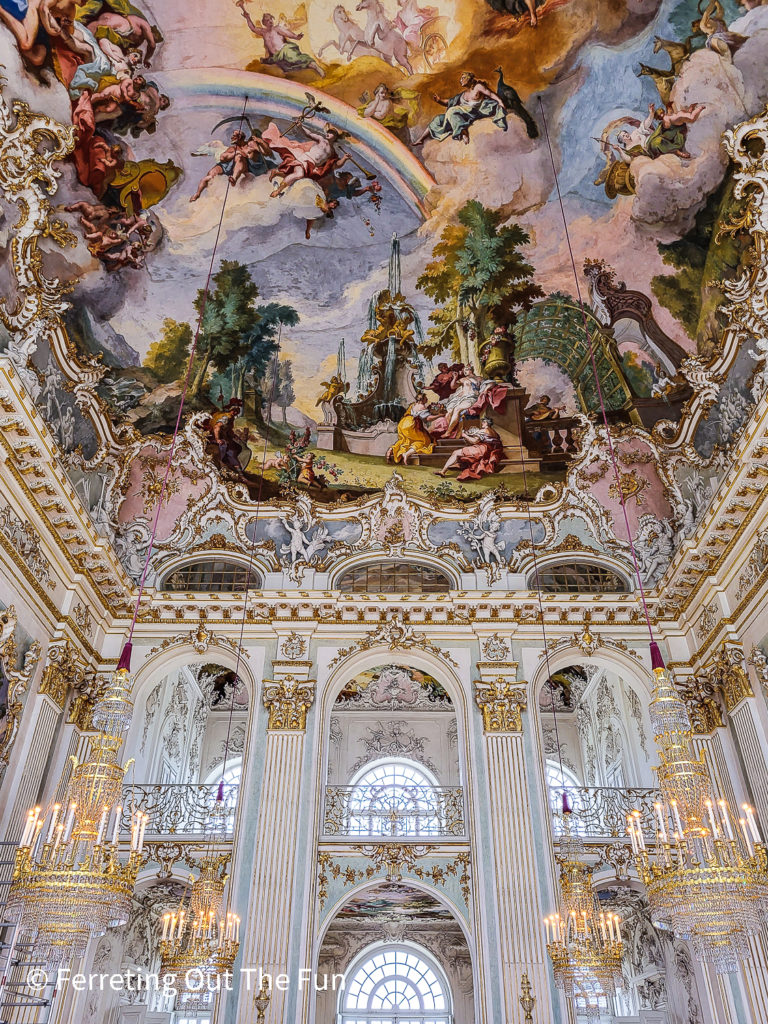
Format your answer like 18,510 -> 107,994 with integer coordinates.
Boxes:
337,561 -> 452,594
531,562 -> 629,594
340,945 -> 452,1024
347,759 -> 443,837
160,559 -> 261,593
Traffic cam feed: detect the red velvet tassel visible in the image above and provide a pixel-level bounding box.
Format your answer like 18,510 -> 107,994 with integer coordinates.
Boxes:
117,642 -> 132,672
649,641 -> 665,671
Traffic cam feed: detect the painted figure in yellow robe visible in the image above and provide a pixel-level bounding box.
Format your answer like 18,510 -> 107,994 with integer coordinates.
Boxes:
386,394 -> 434,464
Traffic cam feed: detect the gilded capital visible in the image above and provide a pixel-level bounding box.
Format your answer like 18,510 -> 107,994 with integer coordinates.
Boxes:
39,639 -> 86,709
263,676 -> 315,731
712,646 -> 753,712
474,677 -> 527,733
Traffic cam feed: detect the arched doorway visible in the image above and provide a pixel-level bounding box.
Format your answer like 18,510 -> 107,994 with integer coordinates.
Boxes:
317,881 -> 473,1024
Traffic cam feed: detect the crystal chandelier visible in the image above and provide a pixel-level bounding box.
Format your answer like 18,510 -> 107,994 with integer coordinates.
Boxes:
158,851 -> 240,1009
7,648 -> 147,966
629,644 -> 768,973
545,814 -> 624,1022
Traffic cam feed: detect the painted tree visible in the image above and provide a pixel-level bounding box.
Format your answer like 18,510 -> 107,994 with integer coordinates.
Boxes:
262,354 -> 280,424
278,359 -> 296,422
189,260 -> 298,410
416,200 -> 542,371
233,304 -> 299,415
144,319 -> 192,383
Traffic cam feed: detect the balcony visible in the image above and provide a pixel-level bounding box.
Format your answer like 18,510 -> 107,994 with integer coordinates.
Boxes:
323,784 -> 465,839
551,786 -> 660,841
120,783 -> 240,839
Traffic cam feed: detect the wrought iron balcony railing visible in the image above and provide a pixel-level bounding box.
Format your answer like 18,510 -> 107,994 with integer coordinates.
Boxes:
551,786 -> 660,840
120,783 -> 240,837
323,784 -> 465,838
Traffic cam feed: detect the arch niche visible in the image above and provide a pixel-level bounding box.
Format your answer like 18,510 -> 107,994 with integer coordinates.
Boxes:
316,878 -> 474,1024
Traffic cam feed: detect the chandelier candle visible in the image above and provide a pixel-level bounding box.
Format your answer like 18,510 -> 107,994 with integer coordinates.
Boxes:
7,660 -> 147,967
545,816 -> 624,1021
158,853 -> 240,1008
630,650 -> 768,973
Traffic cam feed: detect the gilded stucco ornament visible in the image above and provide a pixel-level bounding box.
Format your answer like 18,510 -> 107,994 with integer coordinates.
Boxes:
674,674 -> 724,735
720,107 -> 768,404
0,501 -> 55,590
541,619 -> 643,664
148,621 -> 246,659
694,644 -> 755,715
262,676 -> 315,730
0,82 -> 76,385
0,606 -> 41,774
749,645 -> 768,695
327,613 -> 458,669
353,473 -> 436,555
710,645 -> 754,711
317,847 -> 470,909
474,678 -> 527,733
281,632 -> 308,661
38,639 -> 87,709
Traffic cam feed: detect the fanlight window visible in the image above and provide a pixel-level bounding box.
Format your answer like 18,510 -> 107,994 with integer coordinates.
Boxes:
340,946 -> 452,1024
161,559 -> 261,593
337,562 -> 451,594
533,562 -> 628,594
348,760 -> 441,837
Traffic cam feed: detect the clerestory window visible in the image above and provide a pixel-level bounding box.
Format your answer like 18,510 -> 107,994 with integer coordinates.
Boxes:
160,559 -> 261,593
337,562 -> 451,594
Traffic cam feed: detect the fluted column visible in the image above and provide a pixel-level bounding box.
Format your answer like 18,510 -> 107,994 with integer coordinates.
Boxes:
236,675 -> 314,1024
475,676 -> 556,1023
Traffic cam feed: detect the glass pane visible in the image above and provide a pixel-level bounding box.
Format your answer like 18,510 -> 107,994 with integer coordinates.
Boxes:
162,560 -> 261,593
338,562 -> 451,594
343,948 -> 449,1014
536,562 -> 626,594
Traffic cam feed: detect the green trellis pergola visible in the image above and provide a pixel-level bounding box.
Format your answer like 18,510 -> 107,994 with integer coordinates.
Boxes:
513,293 -> 633,414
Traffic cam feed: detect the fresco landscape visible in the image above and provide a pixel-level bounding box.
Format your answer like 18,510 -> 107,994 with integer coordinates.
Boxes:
1,0 -> 766,506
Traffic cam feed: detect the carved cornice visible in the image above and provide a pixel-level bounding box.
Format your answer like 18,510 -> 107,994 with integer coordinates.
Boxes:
474,678 -> 527,734
263,676 -> 315,731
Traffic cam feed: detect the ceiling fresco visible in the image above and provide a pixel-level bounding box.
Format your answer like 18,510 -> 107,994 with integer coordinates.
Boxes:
1,0 -> 767,582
